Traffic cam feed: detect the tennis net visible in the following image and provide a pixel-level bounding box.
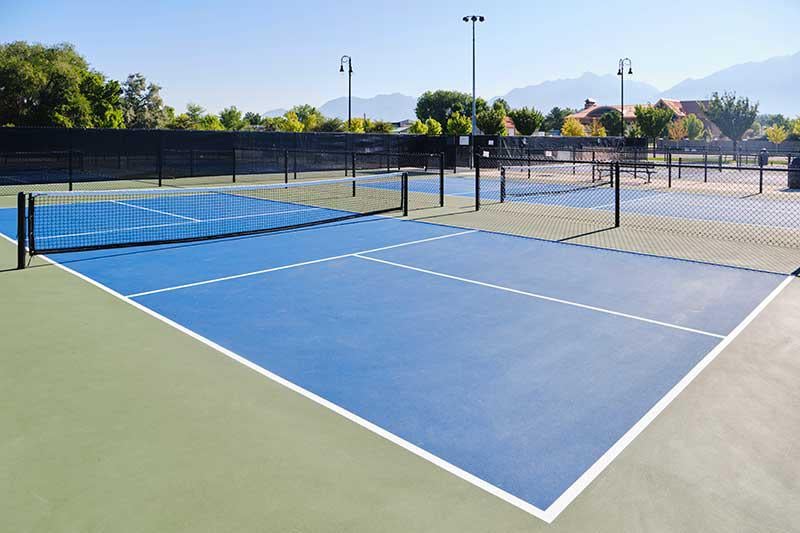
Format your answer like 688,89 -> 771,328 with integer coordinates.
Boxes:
499,163 -> 613,203
21,172 -> 407,257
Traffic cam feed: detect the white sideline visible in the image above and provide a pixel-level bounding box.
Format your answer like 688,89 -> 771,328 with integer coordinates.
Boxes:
353,254 -> 726,339
125,230 -> 477,298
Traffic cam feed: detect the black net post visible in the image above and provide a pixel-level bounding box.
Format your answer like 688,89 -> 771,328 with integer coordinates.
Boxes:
499,167 -> 506,203
17,192 -> 26,269
572,146 -> 576,175
232,148 -> 237,183
190,149 -> 195,177
293,150 -> 297,180
283,150 -> 289,184
614,162 -> 621,228
157,143 -> 163,187
351,152 -> 356,178
68,150 -> 73,191
475,153 -> 481,211
759,165 -> 764,194
439,152 -> 445,207
704,151 -> 708,183
402,172 -> 409,216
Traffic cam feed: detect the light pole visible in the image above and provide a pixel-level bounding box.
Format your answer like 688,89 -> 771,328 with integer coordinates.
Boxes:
340,55 -> 353,130
463,15 -> 484,166
617,58 -> 633,138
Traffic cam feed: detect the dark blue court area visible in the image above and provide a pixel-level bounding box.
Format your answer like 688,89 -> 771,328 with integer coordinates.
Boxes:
0,208 -> 785,515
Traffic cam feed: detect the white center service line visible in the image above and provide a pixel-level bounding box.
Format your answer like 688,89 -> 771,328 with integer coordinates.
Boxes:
112,200 -> 201,222
125,230 -> 477,298
353,254 -> 726,339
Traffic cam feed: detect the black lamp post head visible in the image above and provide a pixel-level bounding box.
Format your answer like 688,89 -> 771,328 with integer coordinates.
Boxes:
463,15 -> 484,22
339,64 -> 344,73
462,16 -> 469,21
617,68 -> 622,76
628,67 -> 633,75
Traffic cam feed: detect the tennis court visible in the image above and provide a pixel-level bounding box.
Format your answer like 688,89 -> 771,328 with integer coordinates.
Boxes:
1,172 -> 791,523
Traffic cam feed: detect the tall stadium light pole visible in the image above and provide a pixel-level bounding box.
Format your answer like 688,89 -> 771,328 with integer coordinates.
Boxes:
340,56 -> 353,130
617,58 -> 633,138
463,15 -> 484,166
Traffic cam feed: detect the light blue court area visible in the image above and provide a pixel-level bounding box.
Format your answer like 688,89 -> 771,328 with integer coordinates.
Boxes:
0,210 -> 785,515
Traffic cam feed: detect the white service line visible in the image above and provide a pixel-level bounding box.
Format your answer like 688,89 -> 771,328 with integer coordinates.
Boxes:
112,199 -> 200,221
353,254 -> 726,339
125,230 -> 477,298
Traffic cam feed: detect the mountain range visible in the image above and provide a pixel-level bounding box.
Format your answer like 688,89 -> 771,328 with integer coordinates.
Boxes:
269,51 -> 799,122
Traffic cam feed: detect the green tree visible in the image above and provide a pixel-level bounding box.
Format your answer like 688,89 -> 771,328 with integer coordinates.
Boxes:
634,105 -> 674,155
185,103 -> 205,126
446,111 -> 472,135
81,72 -> 124,128
756,114 -> 791,130
275,111 -> 304,132
166,113 -> 193,130
243,111 -> 262,126
416,90 -> 487,125
121,73 -> 168,128
542,107 -> 576,132
0,41 -> 124,127
667,118 -> 687,140
599,111 -> 623,137
703,92 -> 758,155
476,108 -> 506,135
684,114 -> 705,140
507,107 -> 544,136
424,118 -> 442,135
492,98 -> 510,116
219,106 -> 245,130
345,117 -> 366,133
316,117 -> 344,132
589,119 -> 607,137
261,116 -> 279,131
198,114 -> 224,131
792,118 -> 800,137
765,125 -> 788,145
407,120 -> 427,135
367,120 -> 394,133
289,104 -> 323,131
561,117 -> 586,137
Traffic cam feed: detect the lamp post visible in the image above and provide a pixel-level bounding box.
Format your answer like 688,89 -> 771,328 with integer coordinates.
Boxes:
463,15 -> 484,167
617,58 -> 633,138
340,55 -> 353,130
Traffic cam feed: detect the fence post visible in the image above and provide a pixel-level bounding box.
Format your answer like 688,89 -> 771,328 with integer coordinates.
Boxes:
351,152 -> 356,178
17,192 -> 26,270
759,164 -> 764,194
704,150 -> 708,183
499,167 -> 506,203
190,149 -> 195,177
668,153 -> 672,188
527,148 -> 531,180
283,149 -> 288,184
614,162 -> 621,228
475,153 -> 481,211
232,148 -> 237,183
718,153 -> 722,172
592,151 -> 596,182
439,152 -> 445,207
678,157 -> 683,179
572,146 -> 576,175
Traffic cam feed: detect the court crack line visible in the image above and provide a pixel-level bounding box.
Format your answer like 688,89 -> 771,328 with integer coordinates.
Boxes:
353,254 -> 726,339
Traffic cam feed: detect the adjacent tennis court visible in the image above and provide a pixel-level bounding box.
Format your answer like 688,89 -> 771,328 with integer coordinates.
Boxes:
0,175 -> 788,521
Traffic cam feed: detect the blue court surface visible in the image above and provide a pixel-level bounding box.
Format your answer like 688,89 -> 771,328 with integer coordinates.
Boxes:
0,207 -> 786,519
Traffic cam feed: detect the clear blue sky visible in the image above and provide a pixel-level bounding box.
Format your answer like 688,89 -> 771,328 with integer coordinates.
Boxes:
2,0 -> 798,113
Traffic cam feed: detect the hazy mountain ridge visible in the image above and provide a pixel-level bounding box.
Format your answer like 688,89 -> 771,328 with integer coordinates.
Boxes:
659,51 -> 800,114
269,52 -> 799,122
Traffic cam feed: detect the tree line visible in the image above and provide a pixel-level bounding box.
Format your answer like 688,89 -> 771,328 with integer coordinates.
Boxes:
2,41 -> 799,147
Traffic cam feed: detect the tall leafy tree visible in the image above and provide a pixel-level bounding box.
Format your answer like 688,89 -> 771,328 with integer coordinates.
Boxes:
684,114 -> 705,140
507,107 -> 543,136
476,108 -> 506,135
424,118 -> 442,136
667,118 -> 688,140
0,41 -> 123,127
542,107 -> 576,132
792,118 -> 800,137
416,90 -> 487,125
199,114 -> 224,131
367,120 -> 394,133
703,92 -> 758,152
275,111 -> 304,132
121,73 -> 168,128
634,105 -> 674,155
765,125 -> 788,145
599,111 -> 623,137
407,120 -> 427,135
185,103 -> 205,125
289,105 -> 323,131
561,118 -> 586,137
316,117 -> 344,132
219,106 -> 244,130
492,98 -> 510,116
243,111 -> 262,126
589,119 -> 607,137
446,112 -> 472,135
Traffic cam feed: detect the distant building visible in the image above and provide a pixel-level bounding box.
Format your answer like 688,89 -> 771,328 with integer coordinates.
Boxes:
567,98 -> 721,139
392,119 -> 416,134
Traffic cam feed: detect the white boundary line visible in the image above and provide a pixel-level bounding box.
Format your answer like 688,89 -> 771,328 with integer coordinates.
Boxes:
2,229 -> 793,523
125,230 -> 477,298
543,273 -> 795,519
